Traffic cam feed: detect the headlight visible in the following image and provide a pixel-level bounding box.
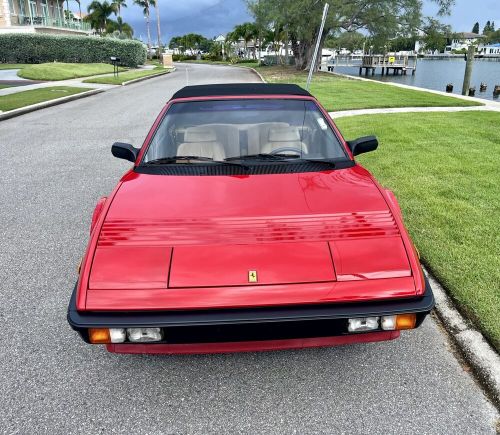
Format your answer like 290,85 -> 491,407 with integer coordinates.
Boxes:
127,328 -> 163,342
347,317 -> 379,332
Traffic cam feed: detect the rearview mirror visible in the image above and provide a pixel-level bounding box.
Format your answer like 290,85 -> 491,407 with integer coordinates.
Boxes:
111,142 -> 139,163
346,136 -> 378,156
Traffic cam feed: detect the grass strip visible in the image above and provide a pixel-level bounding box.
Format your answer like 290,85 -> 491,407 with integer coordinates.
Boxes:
336,111 -> 500,351
17,63 -> 126,81
0,86 -> 89,111
83,67 -> 168,85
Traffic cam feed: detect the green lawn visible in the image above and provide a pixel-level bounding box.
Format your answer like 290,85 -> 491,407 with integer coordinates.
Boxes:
0,86 -> 89,111
0,64 -> 28,70
0,85 -> 12,89
256,65 -> 482,111
17,63 -> 127,81
335,111 -> 500,351
83,67 -> 168,85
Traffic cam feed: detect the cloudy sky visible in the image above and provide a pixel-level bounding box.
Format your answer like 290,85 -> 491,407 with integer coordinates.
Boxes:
76,0 -> 500,43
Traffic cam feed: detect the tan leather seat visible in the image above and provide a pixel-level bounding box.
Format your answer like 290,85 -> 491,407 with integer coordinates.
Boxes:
177,127 -> 226,161
261,127 -> 308,155
247,122 -> 289,155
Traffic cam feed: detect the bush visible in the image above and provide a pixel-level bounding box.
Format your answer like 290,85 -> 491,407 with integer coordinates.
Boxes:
172,54 -> 197,61
202,53 -> 222,62
0,33 -> 146,67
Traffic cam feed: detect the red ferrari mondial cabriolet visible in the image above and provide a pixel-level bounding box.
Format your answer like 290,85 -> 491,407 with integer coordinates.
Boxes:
68,83 -> 434,354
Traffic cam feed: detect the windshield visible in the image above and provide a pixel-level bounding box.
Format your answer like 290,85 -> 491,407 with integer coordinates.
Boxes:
142,99 -> 348,164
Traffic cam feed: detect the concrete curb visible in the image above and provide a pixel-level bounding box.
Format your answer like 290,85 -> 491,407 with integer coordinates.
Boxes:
121,68 -> 174,86
0,88 -> 104,121
425,267 -> 500,406
249,67 -> 266,83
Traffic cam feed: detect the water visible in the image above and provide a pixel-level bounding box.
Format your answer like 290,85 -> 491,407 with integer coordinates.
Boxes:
333,58 -> 500,101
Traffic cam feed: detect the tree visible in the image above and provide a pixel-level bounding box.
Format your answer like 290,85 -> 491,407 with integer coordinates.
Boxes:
112,0 -> 126,17
483,20 -> 492,34
154,0 -> 162,58
75,0 -> 82,23
111,0 -> 126,32
421,18 -> 451,52
106,16 -> 133,37
247,0 -> 455,70
134,0 -> 153,59
230,22 -> 259,58
325,31 -> 365,52
86,0 -> 117,33
485,29 -> 500,43
472,22 -> 479,34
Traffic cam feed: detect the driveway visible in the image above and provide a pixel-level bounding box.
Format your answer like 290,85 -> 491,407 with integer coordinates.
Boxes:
0,63 -> 497,434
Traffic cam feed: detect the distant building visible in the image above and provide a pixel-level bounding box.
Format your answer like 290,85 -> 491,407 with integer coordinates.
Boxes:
446,32 -> 486,52
478,42 -> 500,56
0,0 -> 91,35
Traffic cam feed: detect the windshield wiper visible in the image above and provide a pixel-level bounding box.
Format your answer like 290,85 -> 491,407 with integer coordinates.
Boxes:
145,156 -> 248,168
225,153 -> 300,162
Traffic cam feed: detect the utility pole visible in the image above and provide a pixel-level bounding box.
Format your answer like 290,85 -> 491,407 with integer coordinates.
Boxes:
462,44 -> 475,96
306,2 -> 329,91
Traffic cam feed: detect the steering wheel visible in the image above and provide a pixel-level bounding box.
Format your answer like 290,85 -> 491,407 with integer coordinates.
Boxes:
270,147 -> 303,156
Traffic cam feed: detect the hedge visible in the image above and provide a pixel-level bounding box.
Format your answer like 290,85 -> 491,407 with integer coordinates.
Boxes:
0,33 -> 146,67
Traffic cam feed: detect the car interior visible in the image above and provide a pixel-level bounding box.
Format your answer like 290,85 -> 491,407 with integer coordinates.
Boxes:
143,100 -> 347,163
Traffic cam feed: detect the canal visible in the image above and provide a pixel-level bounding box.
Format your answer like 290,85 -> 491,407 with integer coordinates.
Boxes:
332,58 -> 500,101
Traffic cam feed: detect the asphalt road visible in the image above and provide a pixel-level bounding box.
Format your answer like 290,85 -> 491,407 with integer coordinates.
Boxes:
0,63 -> 498,434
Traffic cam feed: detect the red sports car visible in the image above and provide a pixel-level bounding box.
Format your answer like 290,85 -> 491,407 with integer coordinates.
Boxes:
68,83 -> 434,354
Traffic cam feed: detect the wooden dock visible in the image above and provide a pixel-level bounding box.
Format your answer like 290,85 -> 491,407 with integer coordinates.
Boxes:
325,54 -> 418,76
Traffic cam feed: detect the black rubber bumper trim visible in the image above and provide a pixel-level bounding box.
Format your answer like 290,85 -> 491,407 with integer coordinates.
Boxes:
67,278 -> 434,331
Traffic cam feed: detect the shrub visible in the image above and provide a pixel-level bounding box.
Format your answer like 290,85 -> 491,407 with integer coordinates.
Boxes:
172,54 -> 197,61
0,33 -> 146,67
202,53 -> 222,61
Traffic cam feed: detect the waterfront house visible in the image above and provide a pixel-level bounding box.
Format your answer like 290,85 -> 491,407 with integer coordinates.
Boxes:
478,43 -> 500,57
0,0 -> 91,34
446,32 -> 486,52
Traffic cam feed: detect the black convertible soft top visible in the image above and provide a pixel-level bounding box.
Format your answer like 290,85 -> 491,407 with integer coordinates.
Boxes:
171,83 -> 312,100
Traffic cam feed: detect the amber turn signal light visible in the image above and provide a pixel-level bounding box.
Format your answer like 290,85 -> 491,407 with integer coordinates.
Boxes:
395,313 -> 417,330
89,328 -> 111,344
381,314 -> 417,331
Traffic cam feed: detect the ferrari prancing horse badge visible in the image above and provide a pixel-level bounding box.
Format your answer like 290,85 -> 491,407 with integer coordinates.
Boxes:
248,270 -> 258,283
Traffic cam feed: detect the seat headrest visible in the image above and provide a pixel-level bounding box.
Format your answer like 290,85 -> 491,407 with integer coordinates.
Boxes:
268,127 -> 301,142
184,128 -> 217,142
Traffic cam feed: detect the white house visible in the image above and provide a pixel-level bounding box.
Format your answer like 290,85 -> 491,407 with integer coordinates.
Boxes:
478,42 -> 500,56
446,32 -> 486,51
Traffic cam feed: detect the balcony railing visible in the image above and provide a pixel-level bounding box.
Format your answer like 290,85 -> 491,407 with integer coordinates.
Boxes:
17,14 -> 91,31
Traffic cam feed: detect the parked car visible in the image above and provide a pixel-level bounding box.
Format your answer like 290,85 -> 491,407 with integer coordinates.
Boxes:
68,83 -> 434,354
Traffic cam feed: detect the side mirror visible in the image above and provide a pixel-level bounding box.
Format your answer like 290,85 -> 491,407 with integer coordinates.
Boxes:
346,136 -> 378,156
111,142 -> 139,163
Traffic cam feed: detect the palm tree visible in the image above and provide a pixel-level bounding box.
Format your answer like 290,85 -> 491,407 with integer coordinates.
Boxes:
153,0 -> 162,58
75,0 -> 82,27
111,0 -> 126,32
112,0 -> 126,17
86,0 -> 116,33
134,0 -> 152,59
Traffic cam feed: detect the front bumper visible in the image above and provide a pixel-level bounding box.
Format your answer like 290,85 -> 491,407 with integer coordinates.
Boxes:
67,278 -> 434,352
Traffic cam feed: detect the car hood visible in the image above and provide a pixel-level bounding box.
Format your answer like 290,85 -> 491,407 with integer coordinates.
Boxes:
86,166 -> 415,308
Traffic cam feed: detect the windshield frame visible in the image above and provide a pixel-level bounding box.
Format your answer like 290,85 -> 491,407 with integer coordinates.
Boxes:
136,95 -> 353,168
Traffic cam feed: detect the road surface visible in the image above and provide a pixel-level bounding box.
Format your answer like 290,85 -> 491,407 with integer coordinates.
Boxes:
0,63 -> 497,434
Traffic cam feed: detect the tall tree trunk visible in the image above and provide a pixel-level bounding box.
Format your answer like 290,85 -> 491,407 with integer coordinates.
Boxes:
305,29 -> 329,72
155,0 -> 161,58
146,11 -> 151,60
291,37 -> 311,70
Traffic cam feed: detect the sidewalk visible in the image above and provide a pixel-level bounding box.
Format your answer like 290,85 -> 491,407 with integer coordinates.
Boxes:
330,102 -> 500,118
